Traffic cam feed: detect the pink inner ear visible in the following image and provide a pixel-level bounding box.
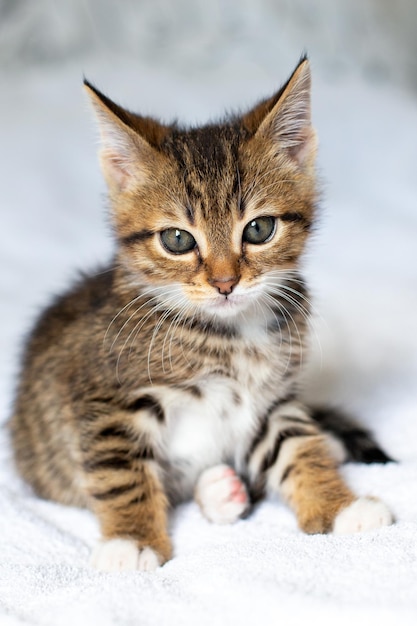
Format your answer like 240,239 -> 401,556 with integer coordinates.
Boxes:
288,128 -> 317,166
100,149 -> 133,191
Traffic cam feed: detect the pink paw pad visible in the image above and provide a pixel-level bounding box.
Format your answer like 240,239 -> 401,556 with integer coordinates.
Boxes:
226,472 -> 247,503
195,464 -> 249,524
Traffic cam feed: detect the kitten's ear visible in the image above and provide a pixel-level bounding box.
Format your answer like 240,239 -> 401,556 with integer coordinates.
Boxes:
244,57 -> 316,166
84,79 -> 165,192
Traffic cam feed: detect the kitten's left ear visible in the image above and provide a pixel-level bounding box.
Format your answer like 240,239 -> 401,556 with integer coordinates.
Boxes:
247,58 -> 317,167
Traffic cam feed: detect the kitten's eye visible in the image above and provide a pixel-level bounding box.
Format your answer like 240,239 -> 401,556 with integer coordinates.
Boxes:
160,228 -> 197,254
243,216 -> 276,245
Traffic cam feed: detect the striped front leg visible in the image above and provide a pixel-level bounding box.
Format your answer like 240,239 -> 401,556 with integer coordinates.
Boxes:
79,404 -> 172,571
246,400 -> 355,533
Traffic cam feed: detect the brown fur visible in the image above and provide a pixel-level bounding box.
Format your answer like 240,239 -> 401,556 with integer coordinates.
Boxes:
279,436 -> 354,533
10,58 -> 390,567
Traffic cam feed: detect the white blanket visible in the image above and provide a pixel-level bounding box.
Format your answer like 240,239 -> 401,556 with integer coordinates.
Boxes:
1,64 -> 416,625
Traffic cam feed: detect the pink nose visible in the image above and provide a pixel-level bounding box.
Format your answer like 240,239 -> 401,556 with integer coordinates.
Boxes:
210,277 -> 239,295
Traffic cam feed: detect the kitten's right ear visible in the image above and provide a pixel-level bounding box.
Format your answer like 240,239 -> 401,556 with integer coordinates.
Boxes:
83,79 -> 162,193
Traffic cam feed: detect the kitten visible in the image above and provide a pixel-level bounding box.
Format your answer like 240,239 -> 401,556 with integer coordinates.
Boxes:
10,57 -> 393,572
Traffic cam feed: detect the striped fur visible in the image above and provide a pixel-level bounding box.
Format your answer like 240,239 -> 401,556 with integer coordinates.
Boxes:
10,58 -> 393,571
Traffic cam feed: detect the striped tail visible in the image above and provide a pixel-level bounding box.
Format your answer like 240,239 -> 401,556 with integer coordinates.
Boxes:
310,407 -> 395,464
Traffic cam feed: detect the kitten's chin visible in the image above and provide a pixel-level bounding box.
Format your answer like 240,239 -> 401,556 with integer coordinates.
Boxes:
201,294 -> 255,319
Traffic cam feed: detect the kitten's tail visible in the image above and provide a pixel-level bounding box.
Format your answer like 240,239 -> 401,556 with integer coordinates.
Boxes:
310,407 -> 395,464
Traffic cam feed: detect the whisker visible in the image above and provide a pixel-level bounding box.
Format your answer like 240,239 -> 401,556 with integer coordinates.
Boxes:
261,294 -> 295,375
108,294 -> 160,354
90,267 -> 116,278
148,291 -> 188,373
263,277 -> 323,368
115,301 -> 162,384
145,287 -> 192,383
128,298 -> 174,356
169,301 -> 197,374
266,287 -> 311,320
265,290 -> 305,370
254,295 -> 275,340
103,293 -> 143,348
113,287 -> 183,383
175,302 -> 199,375
276,278 -> 325,322
104,283 -> 176,351
147,306 -> 176,383
161,308 -> 183,374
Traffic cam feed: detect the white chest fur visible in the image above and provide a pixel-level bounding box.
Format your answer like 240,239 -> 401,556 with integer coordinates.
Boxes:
163,377 -> 256,493
133,311 -> 292,500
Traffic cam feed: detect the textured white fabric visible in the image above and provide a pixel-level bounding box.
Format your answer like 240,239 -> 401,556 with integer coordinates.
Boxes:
1,442 -> 416,625
1,61 -> 416,625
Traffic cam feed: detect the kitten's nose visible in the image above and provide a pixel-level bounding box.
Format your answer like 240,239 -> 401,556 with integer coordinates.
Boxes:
210,277 -> 239,296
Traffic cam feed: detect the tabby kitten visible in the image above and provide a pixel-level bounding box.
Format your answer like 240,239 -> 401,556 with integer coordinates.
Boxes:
10,57 -> 393,572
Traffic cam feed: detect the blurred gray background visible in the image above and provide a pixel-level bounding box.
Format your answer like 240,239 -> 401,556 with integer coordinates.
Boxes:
1,0 -> 417,91
0,0 -> 416,422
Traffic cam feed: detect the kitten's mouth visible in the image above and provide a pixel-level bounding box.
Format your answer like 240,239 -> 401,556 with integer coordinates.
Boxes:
203,293 -> 254,317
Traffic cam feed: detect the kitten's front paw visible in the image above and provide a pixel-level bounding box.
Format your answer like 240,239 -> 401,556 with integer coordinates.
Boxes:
195,464 -> 249,524
91,538 -> 162,572
333,497 -> 394,534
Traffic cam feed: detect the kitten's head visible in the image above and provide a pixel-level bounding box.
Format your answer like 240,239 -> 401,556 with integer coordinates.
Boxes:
85,57 -> 318,321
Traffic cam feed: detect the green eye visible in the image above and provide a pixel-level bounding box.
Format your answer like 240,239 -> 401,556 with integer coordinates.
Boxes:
243,216 -> 276,245
160,228 -> 197,254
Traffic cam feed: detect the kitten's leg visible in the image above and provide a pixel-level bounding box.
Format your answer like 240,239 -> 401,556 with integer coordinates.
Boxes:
195,464 -> 249,524
246,400 -> 393,534
79,408 -> 172,571
89,462 -> 171,572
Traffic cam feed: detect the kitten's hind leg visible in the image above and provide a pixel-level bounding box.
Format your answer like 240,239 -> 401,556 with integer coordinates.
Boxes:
195,464 -> 249,524
246,400 -> 393,534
